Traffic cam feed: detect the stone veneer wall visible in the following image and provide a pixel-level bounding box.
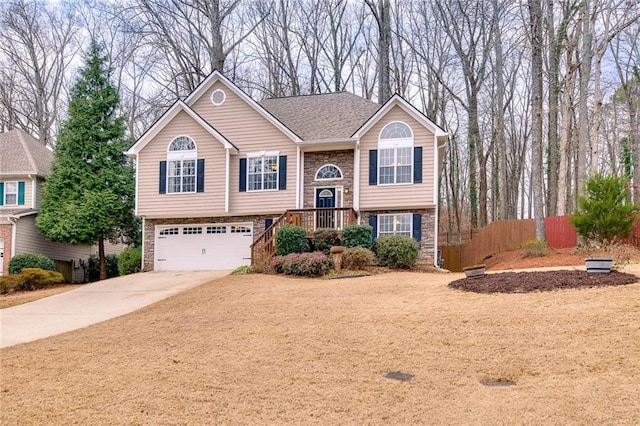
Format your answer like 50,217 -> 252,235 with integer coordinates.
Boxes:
360,208 -> 436,263
0,223 -> 12,275
303,150 -> 354,209
143,215 -> 276,271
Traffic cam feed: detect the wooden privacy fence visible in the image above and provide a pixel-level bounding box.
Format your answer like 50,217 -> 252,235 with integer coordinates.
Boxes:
439,219 -> 535,272
440,215 -> 640,272
545,215 -> 578,249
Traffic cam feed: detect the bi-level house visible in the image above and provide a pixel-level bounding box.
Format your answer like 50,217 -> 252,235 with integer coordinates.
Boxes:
0,129 -> 122,280
126,71 -> 447,271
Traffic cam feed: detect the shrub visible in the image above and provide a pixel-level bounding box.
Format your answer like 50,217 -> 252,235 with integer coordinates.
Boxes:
275,225 -> 309,256
9,253 -> 55,275
521,239 -> 548,257
0,275 -> 23,294
118,247 -> 142,276
271,256 -> 286,274
17,268 -> 65,291
569,174 -> 637,244
342,224 -> 373,249
274,251 -> 334,277
231,265 -> 255,275
342,247 -> 376,270
312,228 -> 341,254
374,235 -> 419,269
87,254 -> 120,282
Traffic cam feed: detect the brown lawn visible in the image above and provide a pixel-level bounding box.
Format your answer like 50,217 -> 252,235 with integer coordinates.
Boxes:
0,284 -> 78,309
2,271 -> 640,424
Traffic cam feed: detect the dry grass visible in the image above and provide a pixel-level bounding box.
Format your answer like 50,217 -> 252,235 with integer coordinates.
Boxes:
0,284 -> 77,309
1,271 -> 640,425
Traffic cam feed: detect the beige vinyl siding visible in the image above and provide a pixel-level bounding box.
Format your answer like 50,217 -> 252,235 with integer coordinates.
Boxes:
14,215 -> 93,261
0,175 -> 34,210
359,106 -> 435,210
137,110 -> 227,218
192,81 -> 297,214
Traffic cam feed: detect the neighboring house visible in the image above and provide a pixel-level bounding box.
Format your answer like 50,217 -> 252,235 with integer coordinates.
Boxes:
126,70 -> 448,271
0,129 -> 121,281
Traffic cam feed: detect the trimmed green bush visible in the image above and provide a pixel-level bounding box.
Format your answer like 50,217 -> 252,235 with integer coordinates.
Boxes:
271,252 -> 333,277
118,247 -> 142,275
521,239 -> 548,257
275,225 -> 309,256
374,235 -> 419,269
570,174 -> 637,244
342,247 -> 377,270
17,268 -> 65,291
87,254 -> 120,282
342,224 -> 373,249
8,253 -> 55,275
0,275 -> 23,294
312,228 -> 341,254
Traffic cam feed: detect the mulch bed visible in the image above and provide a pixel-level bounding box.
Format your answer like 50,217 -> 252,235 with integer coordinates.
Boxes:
448,270 -> 638,294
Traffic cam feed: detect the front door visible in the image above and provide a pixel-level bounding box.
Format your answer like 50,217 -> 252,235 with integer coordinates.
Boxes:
316,188 -> 336,229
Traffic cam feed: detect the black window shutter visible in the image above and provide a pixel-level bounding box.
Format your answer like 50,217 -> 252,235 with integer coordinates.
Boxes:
278,155 -> 287,190
0,182 -> 4,206
412,213 -> 422,242
368,214 -> 378,241
197,159 -> 205,192
239,158 -> 247,192
413,147 -> 423,183
265,218 -> 273,229
159,161 -> 167,194
369,150 -> 378,185
17,182 -> 25,205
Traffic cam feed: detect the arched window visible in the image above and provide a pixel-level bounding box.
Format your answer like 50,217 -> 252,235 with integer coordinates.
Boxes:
168,136 -> 196,152
378,122 -> 413,185
166,136 -> 197,193
380,122 -> 412,139
315,164 -> 343,180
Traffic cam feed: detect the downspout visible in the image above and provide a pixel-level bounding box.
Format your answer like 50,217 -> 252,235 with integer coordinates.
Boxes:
354,140 -> 361,224
28,175 -> 36,209
434,139 -> 447,266
131,155 -> 139,216
141,217 -> 145,271
225,149 -> 230,212
296,146 -> 301,209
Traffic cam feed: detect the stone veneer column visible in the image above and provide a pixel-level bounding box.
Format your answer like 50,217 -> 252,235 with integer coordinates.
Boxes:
303,150 -> 355,208
0,224 -> 12,275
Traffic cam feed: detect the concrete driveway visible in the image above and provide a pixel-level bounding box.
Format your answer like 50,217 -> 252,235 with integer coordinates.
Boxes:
0,270 -> 229,348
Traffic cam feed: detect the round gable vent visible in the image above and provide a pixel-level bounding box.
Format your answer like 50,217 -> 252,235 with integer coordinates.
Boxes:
211,89 -> 226,106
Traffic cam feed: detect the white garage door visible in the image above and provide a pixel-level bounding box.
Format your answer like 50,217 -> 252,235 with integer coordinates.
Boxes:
155,223 -> 253,270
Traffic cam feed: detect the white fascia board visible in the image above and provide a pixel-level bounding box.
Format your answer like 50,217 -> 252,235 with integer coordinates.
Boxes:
185,70 -> 302,143
351,95 -> 448,139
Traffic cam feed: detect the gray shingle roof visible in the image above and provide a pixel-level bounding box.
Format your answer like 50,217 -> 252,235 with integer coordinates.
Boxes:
0,129 -> 52,176
260,92 -> 380,141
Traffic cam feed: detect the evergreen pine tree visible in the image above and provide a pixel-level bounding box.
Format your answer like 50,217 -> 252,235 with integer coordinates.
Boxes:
37,41 -> 136,281
569,174 -> 637,244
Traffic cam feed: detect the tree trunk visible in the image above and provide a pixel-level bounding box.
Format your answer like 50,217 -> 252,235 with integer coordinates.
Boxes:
493,0 -> 508,220
546,0 -> 559,217
99,235 -> 107,281
530,0 -> 545,239
365,0 -> 391,104
576,0 -> 592,195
